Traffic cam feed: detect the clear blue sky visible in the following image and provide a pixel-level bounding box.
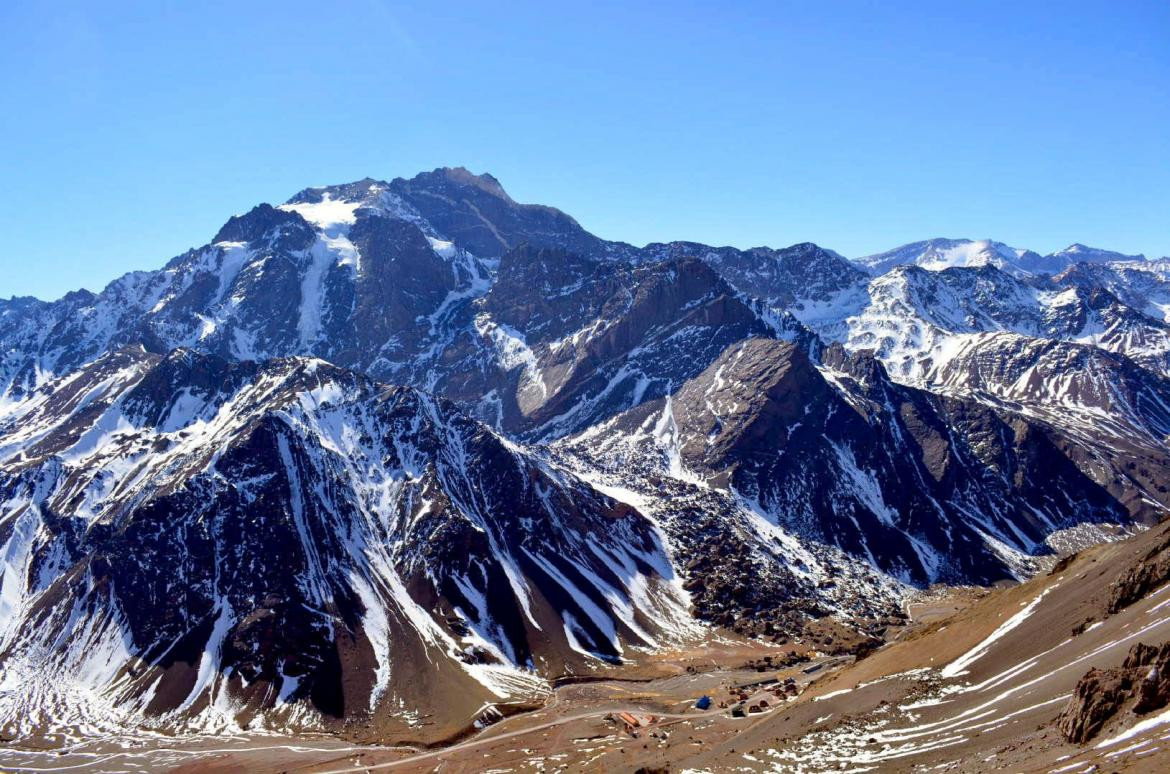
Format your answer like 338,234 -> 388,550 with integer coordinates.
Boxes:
2,1 -> 1167,300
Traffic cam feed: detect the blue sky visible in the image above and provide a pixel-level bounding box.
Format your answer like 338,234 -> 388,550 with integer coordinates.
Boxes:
1,0 -> 1167,300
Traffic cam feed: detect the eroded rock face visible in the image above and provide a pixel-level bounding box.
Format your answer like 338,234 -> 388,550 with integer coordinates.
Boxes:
1059,669 -> 1135,744
639,240 -> 868,312
1059,641 -> 1170,743
1109,533 -> 1170,614
581,338 -> 1133,586
0,348 -> 697,739
477,247 -> 769,438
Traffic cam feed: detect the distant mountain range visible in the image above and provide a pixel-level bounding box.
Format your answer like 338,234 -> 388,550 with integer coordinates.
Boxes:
1,167 -> 1168,743
856,237 -> 1151,277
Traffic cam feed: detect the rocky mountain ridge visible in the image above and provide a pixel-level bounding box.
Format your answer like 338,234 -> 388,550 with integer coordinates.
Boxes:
1,166 -> 1168,742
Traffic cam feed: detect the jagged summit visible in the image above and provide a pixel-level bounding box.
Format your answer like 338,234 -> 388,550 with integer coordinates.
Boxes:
414,166 -> 516,202
284,167 -> 516,210
285,176 -> 391,206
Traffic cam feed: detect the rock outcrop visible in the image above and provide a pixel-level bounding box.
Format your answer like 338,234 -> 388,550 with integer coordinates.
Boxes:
1059,641 -> 1170,743
1109,531 -> 1170,614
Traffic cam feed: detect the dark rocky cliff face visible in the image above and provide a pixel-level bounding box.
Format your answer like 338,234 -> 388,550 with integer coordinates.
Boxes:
478,247 -> 770,438
570,338 -> 1136,588
389,167 -> 621,259
0,349 -> 695,738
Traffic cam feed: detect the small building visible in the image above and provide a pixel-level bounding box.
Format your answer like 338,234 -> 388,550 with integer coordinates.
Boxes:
694,695 -> 712,710
617,712 -> 641,732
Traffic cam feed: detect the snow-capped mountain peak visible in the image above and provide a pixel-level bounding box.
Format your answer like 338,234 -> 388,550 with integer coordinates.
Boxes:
280,177 -> 437,237
856,238 -> 1037,275
1048,242 -> 1146,264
